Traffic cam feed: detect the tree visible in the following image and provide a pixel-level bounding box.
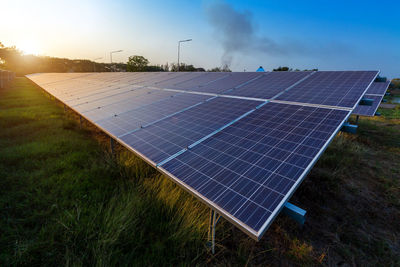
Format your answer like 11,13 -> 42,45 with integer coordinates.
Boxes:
273,66 -> 291,71
145,65 -> 164,72
208,64 -> 231,72
273,66 -> 318,72
390,79 -> 400,89
170,63 -> 203,72
127,55 -> 149,72
0,43 -> 122,75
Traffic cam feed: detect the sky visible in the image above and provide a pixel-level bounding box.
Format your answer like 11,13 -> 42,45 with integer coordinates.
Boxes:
1,0 -> 399,77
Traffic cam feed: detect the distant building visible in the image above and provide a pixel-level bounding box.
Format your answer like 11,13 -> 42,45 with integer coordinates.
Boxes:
256,66 -> 265,72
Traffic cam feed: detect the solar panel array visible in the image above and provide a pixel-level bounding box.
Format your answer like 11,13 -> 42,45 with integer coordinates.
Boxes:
353,81 -> 390,116
27,70 -> 378,240
275,71 -> 378,108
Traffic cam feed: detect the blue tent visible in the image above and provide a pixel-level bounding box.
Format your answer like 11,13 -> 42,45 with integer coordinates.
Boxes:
256,66 -> 265,72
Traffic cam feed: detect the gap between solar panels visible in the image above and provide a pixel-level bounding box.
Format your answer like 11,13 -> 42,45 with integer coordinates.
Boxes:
26,70 -> 379,253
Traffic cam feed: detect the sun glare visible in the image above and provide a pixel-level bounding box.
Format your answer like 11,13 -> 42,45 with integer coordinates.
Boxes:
19,40 -> 42,55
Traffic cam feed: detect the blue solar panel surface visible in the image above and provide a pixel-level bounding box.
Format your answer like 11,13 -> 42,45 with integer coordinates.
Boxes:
352,94 -> 384,116
225,71 -> 312,99
169,72 -> 228,90
120,97 -> 261,164
365,81 -> 390,95
276,71 -> 378,108
130,72 -> 179,87
353,82 -> 389,116
96,93 -> 210,137
187,72 -> 262,94
78,89 -> 173,122
151,72 -> 204,88
161,102 -> 350,235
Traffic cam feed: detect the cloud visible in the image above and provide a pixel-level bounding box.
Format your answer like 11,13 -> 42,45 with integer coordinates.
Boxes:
205,1 -> 354,67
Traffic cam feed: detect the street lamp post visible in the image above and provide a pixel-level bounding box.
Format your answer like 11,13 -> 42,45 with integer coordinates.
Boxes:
177,39 -> 192,72
110,50 -> 123,72
92,57 -> 103,72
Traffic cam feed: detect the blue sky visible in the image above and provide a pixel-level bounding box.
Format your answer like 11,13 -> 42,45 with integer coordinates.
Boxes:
1,0 -> 399,77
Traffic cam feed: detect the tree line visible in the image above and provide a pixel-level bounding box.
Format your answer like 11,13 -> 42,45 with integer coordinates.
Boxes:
0,42 -> 124,75
125,55 -> 232,72
0,43 -> 233,76
4,42 -> 358,77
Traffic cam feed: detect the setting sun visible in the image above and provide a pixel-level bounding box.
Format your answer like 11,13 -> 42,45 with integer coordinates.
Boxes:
18,39 -> 42,55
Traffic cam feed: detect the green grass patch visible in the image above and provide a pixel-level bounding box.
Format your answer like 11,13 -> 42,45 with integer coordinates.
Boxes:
0,78 -> 206,266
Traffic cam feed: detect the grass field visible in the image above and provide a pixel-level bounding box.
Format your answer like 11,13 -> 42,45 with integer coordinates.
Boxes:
1,78 -> 399,266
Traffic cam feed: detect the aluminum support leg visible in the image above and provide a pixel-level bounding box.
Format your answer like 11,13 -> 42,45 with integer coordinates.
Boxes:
207,209 -> 221,254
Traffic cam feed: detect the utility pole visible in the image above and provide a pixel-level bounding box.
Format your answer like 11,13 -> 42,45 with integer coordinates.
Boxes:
177,39 -> 192,72
110,50 -> 123,72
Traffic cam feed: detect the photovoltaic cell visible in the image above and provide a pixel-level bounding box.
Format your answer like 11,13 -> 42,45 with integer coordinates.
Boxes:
40,74 -> 125,101
352,82 -> 389,116
168,72 -> 228,90
120,97 -> 261,164
276,71 -> 378,108
365,81 -> 390,95
79,89 -> 174,122
225,71 -> 312,99
161,102 -> 349,236
127,72 -> 180,87
352,94 -> 383,116
187,72 -> 263,94
151,72 -> 204,88
96,93 -> 210,137
61,73 -> 155,103
66,84 -> 141,106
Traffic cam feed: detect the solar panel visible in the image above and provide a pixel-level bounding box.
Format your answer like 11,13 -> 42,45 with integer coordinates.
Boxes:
168,72 -> 228,90
132,72 -> 180,87
151,72 -> 204,88
160,102 -> 350,237
26,71 -> 377,241
39,74 -> 118,100
187,72 -> 262,94
65,84 -> 141,106
352,81 -> 389,116
224,71 -> 312,99
62,74 -> 152,103
352,95 -> 384,116
120,97 -> 261,164
276,71 -> 379,108
78,89 -> 174,122
365,81 -> 390,95
28,73 -> 92,86
96,93 -> 210,137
